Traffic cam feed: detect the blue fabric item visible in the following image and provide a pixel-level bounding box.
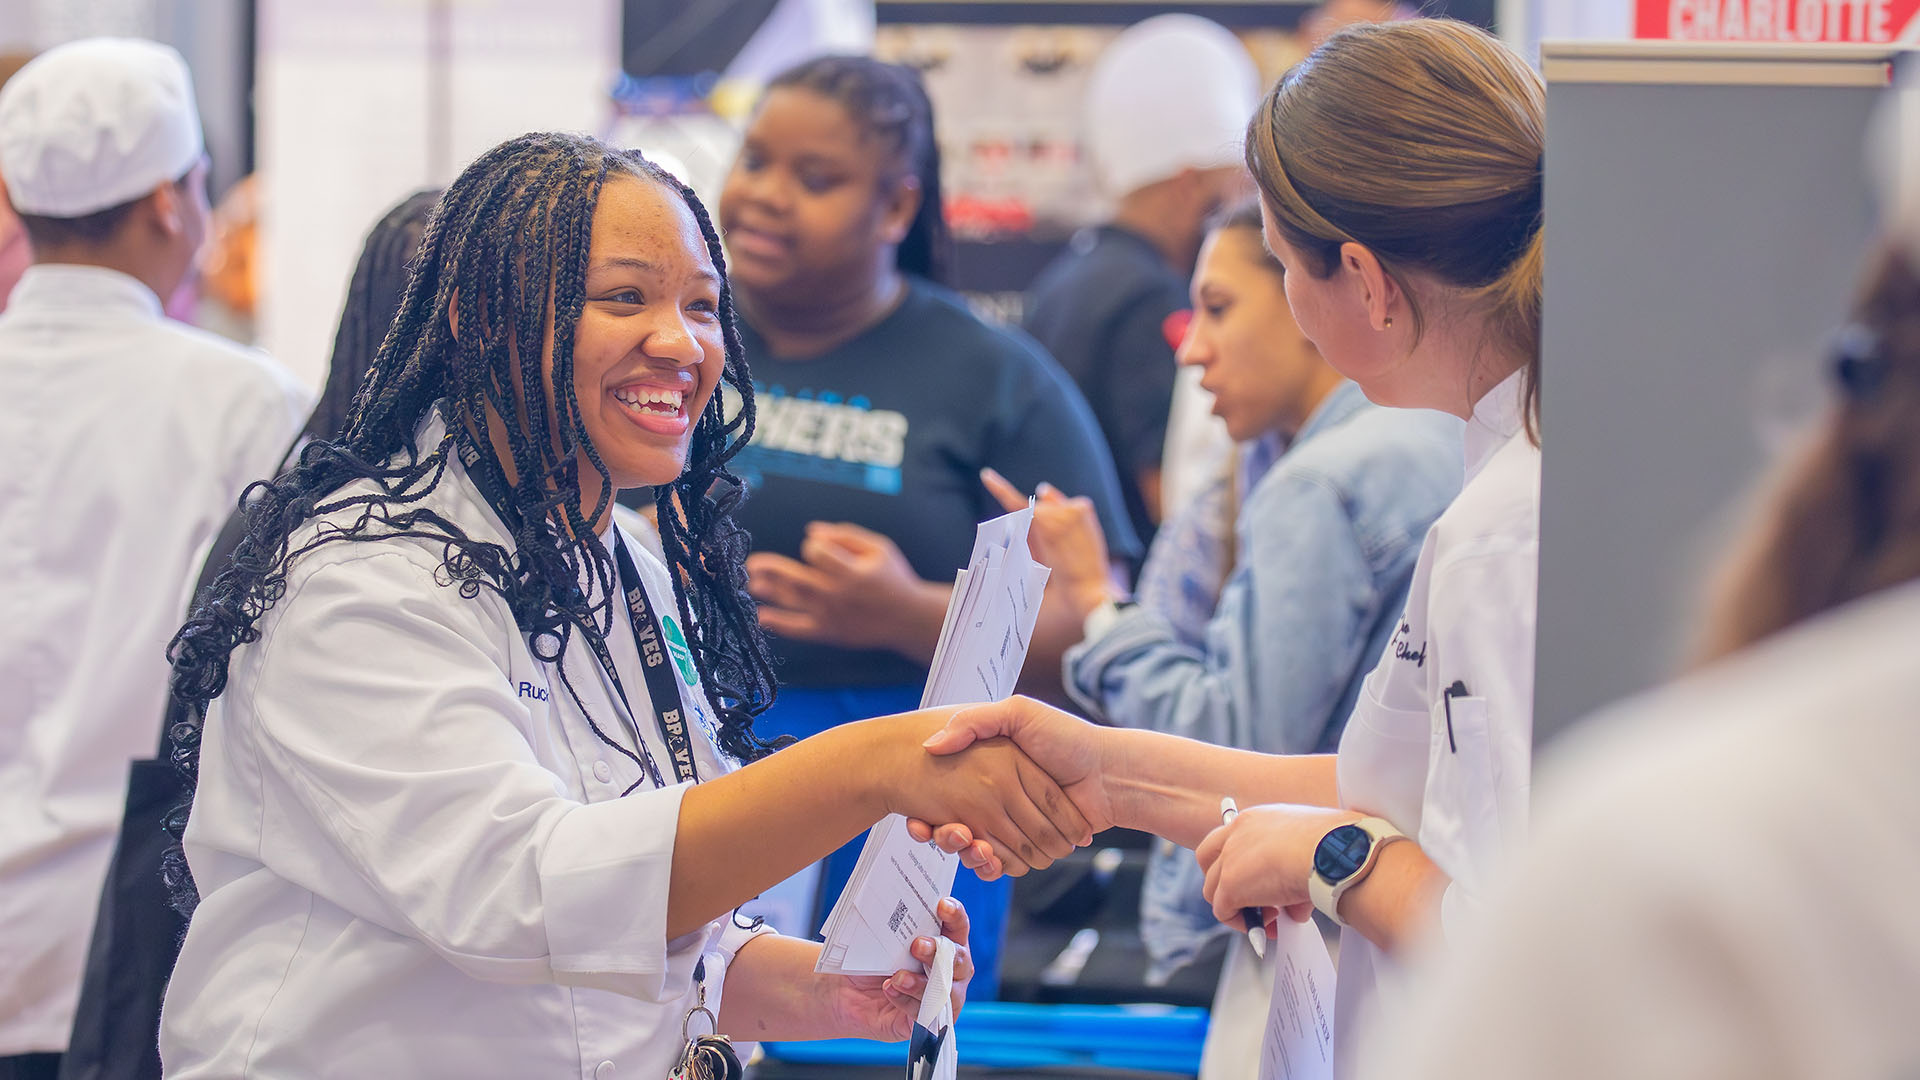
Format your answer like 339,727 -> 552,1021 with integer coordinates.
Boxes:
1132,430 -> 1285,649
1063,382 -> 1465,976
761,1001 -> 1209,1073
754,684 -> 1012,1002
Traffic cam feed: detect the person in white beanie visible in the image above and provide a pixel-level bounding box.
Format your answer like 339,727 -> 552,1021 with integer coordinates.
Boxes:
0,37 -> 308,1078
1023,14 -> 1260,547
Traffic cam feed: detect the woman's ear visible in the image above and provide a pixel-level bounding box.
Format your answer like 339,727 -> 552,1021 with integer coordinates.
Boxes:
880,175 -> 922,246
1340,242 -> 1400,331
447,287 -> 461,339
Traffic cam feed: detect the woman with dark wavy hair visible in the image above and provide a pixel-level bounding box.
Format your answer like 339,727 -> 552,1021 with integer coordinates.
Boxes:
156,131 -> 1087,1078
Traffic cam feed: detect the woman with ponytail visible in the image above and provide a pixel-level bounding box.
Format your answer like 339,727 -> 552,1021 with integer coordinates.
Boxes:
914,20 -> 1549,1071
157,132 -> 1089,1078
1352,242 -> 1920,1080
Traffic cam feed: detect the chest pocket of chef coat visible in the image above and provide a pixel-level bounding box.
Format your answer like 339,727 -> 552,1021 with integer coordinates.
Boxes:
1335,675 -> 1430,832
1420,694 -> 1506,892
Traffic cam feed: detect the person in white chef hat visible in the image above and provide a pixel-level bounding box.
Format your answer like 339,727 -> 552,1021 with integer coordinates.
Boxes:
1023,14 -> 1262,544
0,38 -> 308,1080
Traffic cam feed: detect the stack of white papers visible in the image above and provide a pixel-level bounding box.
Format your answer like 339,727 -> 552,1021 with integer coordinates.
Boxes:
816,507 -> 1052,977
815,813 -> 959,976
919,506 -> 1053,711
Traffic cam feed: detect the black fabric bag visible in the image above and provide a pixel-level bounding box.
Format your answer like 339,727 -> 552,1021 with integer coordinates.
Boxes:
58,511 -> 245,1080
55,750 -> 185,1080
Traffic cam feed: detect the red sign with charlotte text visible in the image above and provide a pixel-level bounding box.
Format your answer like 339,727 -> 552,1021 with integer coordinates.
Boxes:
1636,0 -> 1920,42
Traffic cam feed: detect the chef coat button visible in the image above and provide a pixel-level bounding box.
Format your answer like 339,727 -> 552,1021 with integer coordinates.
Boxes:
593,761 -> 613,783
595,1061 -> 616,1079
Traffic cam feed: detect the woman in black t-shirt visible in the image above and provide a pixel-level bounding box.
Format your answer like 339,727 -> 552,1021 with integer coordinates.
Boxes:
718,56 -> 1138,998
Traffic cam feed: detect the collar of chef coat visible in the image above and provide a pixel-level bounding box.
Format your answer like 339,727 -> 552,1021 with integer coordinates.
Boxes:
414,403 -> 519,546
1464,367 -> 1527,483
417,401 -> 634,554
4,263 -> 163,321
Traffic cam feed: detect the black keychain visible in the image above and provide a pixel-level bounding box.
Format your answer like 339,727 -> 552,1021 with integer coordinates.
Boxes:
668,959 -> 743,1080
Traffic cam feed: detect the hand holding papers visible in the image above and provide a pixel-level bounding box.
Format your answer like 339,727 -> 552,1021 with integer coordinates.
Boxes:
919,506 -> 1052,711
1258,917 -> 1337,1080
908,936 -> 960,1080
817,507 -> 1052,980
815,813 -> 961,976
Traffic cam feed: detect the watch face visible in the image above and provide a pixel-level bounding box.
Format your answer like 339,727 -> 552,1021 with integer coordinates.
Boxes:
1314,824 -> 1374,883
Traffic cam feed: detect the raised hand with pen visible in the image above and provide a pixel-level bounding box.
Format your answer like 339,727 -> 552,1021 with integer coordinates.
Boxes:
978,467 -> 1131,624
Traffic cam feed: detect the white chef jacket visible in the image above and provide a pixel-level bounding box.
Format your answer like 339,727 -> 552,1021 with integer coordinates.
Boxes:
0,265 -> 309,1056
1360,578 -> 1920,1080
159,410 -> 771,1079
1328,370 -> 1539,1074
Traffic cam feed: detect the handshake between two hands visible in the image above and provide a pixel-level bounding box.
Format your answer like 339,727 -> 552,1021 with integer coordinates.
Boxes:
902,696 -> 1356,935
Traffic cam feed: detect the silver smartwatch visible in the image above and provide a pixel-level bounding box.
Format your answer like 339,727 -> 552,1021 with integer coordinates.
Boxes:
1307,816 -> 1407,927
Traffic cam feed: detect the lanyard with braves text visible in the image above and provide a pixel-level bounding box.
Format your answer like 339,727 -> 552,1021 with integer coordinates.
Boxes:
595,532 -> 702,786
454,426 -> 701,787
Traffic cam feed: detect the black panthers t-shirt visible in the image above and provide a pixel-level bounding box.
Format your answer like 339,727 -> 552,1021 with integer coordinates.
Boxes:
732,276 -> 1142,688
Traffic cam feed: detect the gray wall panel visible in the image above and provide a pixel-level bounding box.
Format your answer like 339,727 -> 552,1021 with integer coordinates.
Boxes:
1536,75 -> 1881,741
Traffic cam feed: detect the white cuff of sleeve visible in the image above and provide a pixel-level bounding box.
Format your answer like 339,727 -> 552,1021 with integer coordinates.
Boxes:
1438,878 -> 1478,943
539,782 -> 690,1001
1081,597 -> 1135,643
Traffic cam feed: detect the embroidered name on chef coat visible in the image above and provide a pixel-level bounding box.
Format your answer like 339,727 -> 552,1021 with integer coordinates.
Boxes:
1391,619 -> 1428,669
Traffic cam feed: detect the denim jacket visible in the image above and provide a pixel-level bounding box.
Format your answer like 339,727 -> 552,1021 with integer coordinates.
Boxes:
1062,381 -> 1464,975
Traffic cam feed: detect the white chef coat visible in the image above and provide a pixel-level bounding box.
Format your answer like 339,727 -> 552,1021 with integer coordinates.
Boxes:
159,409 -> 772,1079
1328,370 -> 1539,1074
1360,578 -> 1920,1080
0,265 -> 309,1056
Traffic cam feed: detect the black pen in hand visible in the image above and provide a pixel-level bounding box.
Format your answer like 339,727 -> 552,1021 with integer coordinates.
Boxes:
1218,798 -> 1268,959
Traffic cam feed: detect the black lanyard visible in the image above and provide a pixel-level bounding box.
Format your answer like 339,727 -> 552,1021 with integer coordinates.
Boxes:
595,533 -> 701,786
453,423 -> 700,788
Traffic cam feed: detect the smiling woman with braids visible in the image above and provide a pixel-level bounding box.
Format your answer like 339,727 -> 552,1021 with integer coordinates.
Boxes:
155,132 -> 1089,1078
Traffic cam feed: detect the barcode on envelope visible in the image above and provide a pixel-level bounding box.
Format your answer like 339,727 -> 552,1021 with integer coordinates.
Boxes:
888,899 -> 909,935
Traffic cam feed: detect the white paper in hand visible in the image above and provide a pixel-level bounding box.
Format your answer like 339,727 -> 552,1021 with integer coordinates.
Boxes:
815,815 -> 960,975
908,936 -> 959,1080
921,506 -> 1049,709
816,507 -> 1049,979
1258,917 -> 1338,1080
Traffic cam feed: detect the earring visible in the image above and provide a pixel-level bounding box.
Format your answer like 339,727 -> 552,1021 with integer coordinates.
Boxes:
1383,317 -> 1394,330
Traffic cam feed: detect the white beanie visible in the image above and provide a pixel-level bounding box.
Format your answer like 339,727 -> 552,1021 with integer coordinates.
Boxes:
1084,15 -> 1261,197
0,38 -> 205,218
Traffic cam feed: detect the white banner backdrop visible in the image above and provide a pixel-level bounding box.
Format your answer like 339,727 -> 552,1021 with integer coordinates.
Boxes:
255,0 -> 619,390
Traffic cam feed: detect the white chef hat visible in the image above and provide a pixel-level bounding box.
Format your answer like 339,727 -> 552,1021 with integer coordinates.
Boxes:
1084,15 -> 1261,197
0,38 -> 204,219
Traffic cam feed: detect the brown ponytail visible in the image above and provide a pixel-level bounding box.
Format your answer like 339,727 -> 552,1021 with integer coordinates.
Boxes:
1695,244 -> 1920,662
1246,19 -> 1545,440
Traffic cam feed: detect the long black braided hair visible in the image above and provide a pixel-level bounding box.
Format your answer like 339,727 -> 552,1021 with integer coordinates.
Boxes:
162,132 -> 779,914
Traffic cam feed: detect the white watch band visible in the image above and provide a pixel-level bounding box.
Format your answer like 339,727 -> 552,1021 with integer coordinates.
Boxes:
1081,597 -> 1132,642
1308,816 -> 1407,927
